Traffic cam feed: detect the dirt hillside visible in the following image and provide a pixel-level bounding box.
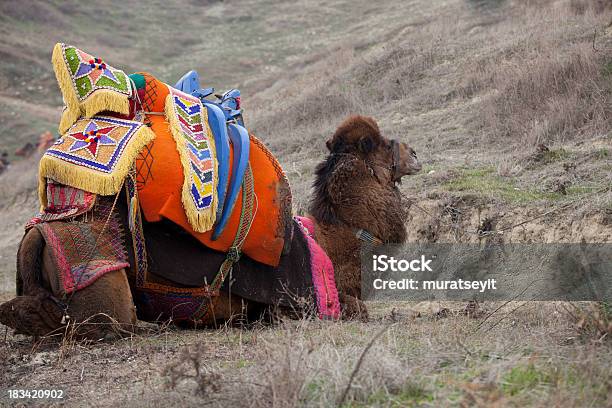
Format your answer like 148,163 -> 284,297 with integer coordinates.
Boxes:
0,0 -> 611,406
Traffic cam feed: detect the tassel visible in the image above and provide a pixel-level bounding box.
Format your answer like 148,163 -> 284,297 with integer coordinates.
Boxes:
58,107 -> 82,135
52,43 -> 81,133
82,88 -> 131,118
128,195 -> 137,232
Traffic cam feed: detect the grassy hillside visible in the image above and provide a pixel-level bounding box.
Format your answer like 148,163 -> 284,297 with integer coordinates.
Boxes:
0,0 -> 384,158
0,0 -> 611,406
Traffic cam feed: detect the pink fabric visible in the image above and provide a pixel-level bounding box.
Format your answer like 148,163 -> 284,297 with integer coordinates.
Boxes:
37,223 -> 129,295
295,216 -> 341,320
25,182 -> 96,229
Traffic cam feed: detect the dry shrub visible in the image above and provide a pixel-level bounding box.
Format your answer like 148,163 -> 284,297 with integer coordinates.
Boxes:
566,302 -> 612,342
155,322 -> 417,407
163,344 -> 222,397
459,0 -> 612,146
512,0 -> 612,13
233,323 -> 414,407
568,0 -> 612,14
485,44 -> 612,144
352,46 -> 438,104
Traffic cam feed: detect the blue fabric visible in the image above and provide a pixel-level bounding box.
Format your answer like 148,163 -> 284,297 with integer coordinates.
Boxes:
212,122 -> 250,240
204,103 -> 230,219
174,70 -> 200,94
174,70 -> 250,240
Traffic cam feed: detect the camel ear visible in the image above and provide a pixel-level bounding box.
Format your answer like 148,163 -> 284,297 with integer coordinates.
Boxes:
327,133 -> 378,154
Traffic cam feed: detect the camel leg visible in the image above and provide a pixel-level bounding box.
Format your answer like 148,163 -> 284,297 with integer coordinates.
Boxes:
0,228 -> 137,340
41,243 -> 137,339
0,228 -> 65,337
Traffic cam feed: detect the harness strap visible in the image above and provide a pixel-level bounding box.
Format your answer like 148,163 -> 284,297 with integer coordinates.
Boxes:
354,228 -> 383,246
191,163 -> 255,321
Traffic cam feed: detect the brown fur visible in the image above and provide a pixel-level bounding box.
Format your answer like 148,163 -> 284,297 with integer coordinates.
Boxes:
0,228 -> 64,336
310,115 -> 420,301
0,225 -> 248,336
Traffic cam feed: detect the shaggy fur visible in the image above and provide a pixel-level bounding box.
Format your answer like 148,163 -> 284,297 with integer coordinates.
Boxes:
310,115 -> 420,300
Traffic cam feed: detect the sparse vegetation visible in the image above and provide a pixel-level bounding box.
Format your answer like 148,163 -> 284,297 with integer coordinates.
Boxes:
1,0 -> 611,406
3,301 -> 610,407
441,166 -> 596,203
501,363 -> 551,396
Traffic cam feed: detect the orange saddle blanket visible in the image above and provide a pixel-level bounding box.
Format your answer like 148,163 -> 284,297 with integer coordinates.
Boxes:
135,73 -> 292,267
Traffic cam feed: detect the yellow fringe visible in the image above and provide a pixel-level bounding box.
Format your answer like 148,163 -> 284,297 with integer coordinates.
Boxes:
164,90 -> 218,233
52,43 -> 81,132
52,43 -> 131,133
82,88 -> 130,118
38,124 -> 156,207
58,107 -> 82,135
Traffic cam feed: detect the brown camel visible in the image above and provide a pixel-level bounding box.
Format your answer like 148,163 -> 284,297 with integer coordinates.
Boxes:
310,115 -> 421,300
0,115 -> 420,339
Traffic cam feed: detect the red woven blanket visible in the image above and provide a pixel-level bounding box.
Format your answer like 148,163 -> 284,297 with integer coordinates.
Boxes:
31,199 -> 129,296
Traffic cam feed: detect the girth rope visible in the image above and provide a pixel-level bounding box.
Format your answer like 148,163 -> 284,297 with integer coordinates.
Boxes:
192,163 -> 256,322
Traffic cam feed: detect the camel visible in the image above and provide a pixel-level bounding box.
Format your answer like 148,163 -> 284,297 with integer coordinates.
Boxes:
310,115 -> 421,300
0,115 -> 421,339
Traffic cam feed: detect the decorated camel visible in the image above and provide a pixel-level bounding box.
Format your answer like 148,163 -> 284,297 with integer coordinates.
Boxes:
0,44 -> 420,339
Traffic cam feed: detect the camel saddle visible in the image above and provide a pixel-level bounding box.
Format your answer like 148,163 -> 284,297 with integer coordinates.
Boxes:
41,42 -> 293,268
131,73 -> 292,267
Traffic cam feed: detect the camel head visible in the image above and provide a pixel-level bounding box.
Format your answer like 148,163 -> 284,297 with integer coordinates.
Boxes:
310,115 -> 421,229
325,115 -> 421,184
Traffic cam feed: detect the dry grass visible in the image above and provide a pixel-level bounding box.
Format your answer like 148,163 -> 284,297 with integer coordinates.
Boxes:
566,302 -> 612,342
470,3 -> 611,151
2,301 -> 610,407
0,155 -> 41,291
455,1 -> 612,145
243,0 -> 612,214
568,0 -> 612,14
1,0 -> 612,406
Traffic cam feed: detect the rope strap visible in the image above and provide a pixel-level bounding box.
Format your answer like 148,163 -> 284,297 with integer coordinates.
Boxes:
192,163 -> 255,321
355,229 -> 383,246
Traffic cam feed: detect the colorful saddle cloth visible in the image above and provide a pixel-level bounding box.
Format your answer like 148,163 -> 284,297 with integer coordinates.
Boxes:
295,216 -> 341,320
38,116 -> 156,207
52,43 -> 133,134
44,42 -> 292,268
27,181 -> 96,229
134,73 -> 292,267
164,87 -> 219,232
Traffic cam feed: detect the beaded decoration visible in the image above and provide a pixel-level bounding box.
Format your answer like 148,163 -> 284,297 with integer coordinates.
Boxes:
165,86 -> 218,233
52,43 -> 133,133
38,116 -> 155,207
